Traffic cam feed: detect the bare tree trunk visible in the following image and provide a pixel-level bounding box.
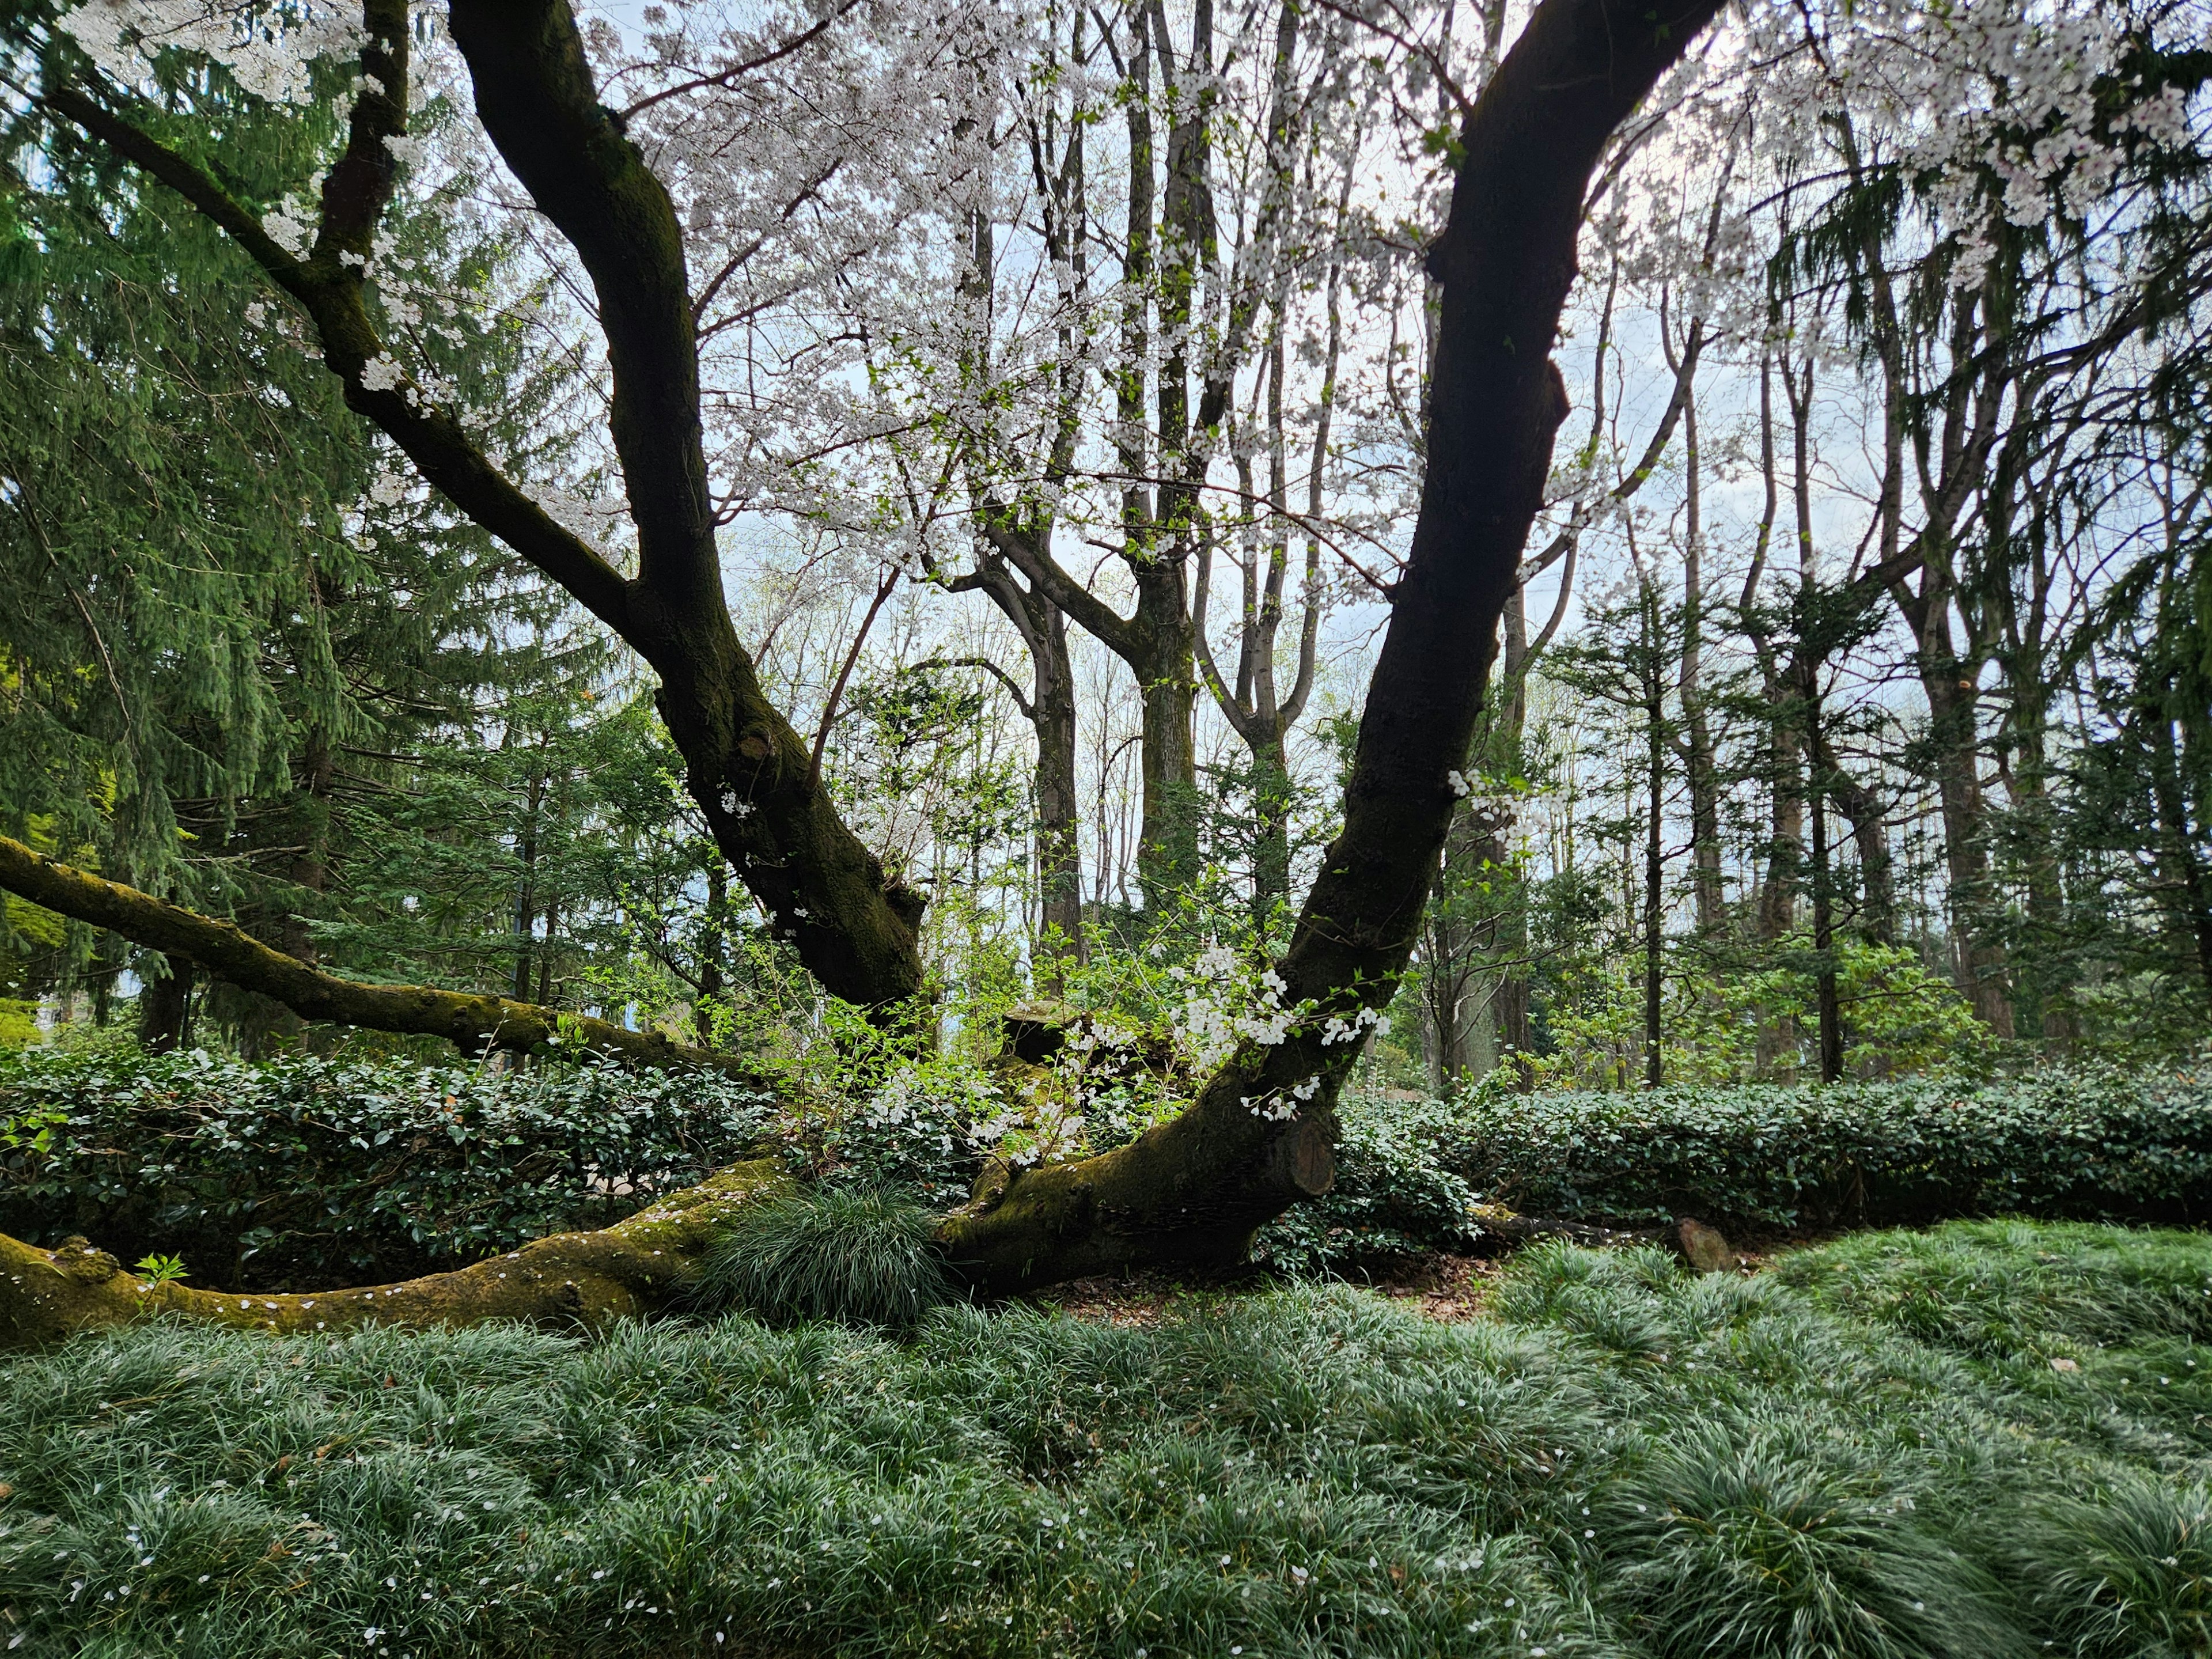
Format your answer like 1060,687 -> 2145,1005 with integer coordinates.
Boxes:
1641,583 -> 1666,1089
1802,670 -> 1844,1082
695,861 -> 728,1047
2011,707 -> 2077,1044
1132,582 -> 1200,908
512,763 -> 544,1003
1922,660 -> 2016,1034
1033,609 -> 1085,978
2145,685 -> 2212,1009
1679,396 -> 1723,933
280,728 -> 335,966
137,952 -> 194,1054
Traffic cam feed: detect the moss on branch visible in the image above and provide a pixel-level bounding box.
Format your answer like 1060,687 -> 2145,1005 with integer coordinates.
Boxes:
0,1161 -> 786,1350
0,833 -> 768,1081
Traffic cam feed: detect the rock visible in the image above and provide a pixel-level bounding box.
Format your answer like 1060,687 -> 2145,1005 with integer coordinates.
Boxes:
1676,1218 -> 1735,1274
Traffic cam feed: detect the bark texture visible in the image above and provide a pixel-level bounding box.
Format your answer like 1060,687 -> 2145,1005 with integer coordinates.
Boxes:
0,834 -> 770,1081
0,1162 -> 784,1350
937,0 -> 1724,1292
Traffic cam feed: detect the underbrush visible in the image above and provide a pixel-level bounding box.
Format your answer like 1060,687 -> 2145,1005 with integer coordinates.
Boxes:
4,1219 -> 2211,1657
0,1050 -> 774,1290
1442,1068 -> 2212,1231
11,1046 -> 2210,1286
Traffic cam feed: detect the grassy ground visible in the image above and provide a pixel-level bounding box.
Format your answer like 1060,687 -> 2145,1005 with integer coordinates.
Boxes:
3,1220 -> 2210,1658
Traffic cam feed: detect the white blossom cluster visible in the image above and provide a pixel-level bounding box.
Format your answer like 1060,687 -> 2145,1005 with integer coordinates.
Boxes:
56,0 -> 365,105
863,1064 -> 1086,1169
1744,0 -> 2199,289
1171,944 -> 1297,1074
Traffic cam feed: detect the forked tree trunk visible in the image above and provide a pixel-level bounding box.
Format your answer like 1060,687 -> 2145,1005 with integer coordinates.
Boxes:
935,0 -> 1723,1291
0,0 -> 1722,1342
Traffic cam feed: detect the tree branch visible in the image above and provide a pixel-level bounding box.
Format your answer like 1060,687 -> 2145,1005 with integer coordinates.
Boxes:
39,80 -> 637,636
981,522 -> 1138,660
0,836 -> 769,1081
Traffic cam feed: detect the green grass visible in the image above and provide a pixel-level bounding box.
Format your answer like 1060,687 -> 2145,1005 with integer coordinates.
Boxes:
3,1219 -> 2210,1657
688,1186 -> 956,1330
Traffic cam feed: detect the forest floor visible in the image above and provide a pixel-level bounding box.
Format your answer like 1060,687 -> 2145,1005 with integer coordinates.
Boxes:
5,1218 -> 2211,1658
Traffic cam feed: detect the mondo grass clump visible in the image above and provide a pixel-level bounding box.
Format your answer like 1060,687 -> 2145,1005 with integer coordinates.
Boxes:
5,1218 -> 2212,1658
688,1183 -> 956,1328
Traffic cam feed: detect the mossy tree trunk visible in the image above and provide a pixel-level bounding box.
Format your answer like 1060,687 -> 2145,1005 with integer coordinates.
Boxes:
0,0 -> 1724,1339
0,1164 -> 785,1350
938,0 -> 1726,1293
0,834 -> 773,1082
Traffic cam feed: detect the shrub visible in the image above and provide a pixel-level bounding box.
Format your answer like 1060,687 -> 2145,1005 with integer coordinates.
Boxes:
0,1048 -> 774,1290
1445,1068 -> 2212,1230
690,1185 -> 955,1327
1254,1092 -> 1484,1272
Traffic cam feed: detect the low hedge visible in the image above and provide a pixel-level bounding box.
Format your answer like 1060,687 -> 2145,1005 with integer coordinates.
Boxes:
0,1050 -> 774,1291
1254,1093 -> 1486,1272
1442,1070 -> 2212,1231
6,1051 -> 2203,1293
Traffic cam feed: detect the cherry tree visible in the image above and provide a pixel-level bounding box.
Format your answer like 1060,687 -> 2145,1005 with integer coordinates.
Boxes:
6,0 -> 1726,1338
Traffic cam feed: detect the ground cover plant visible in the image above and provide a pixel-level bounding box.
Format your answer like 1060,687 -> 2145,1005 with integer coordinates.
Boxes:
1433,1070 -> 2212,1233
0,1050 -> 774,1290
3,1217 -> 2210,1658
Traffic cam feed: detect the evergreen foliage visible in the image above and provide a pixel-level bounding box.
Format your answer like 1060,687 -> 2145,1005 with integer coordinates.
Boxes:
0,1047 -> 774,1290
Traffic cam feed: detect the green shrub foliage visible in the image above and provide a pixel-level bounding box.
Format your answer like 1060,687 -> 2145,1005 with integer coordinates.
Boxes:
1442,1069 -> 2212,1230
0,1050 -> 772,1290
1255,1093 -> 1485,1272
1268,1070 -> 2212,1268
8,1049 -> 2208,1291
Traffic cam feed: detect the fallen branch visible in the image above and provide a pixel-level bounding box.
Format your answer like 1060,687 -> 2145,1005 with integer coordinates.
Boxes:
0,834 -> 768,1081
0,1161 -> 785,1349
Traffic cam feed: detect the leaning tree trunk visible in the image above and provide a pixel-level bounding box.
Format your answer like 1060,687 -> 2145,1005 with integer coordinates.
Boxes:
0,835 -> 771,1082
0,1163 -> 785,1349
0,0 -> 1722,1343
936,0 -> 1724,1291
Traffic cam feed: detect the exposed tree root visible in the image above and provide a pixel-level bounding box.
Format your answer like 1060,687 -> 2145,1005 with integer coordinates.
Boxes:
0,834 -> 770,1080
0,1161 -> 786,1350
